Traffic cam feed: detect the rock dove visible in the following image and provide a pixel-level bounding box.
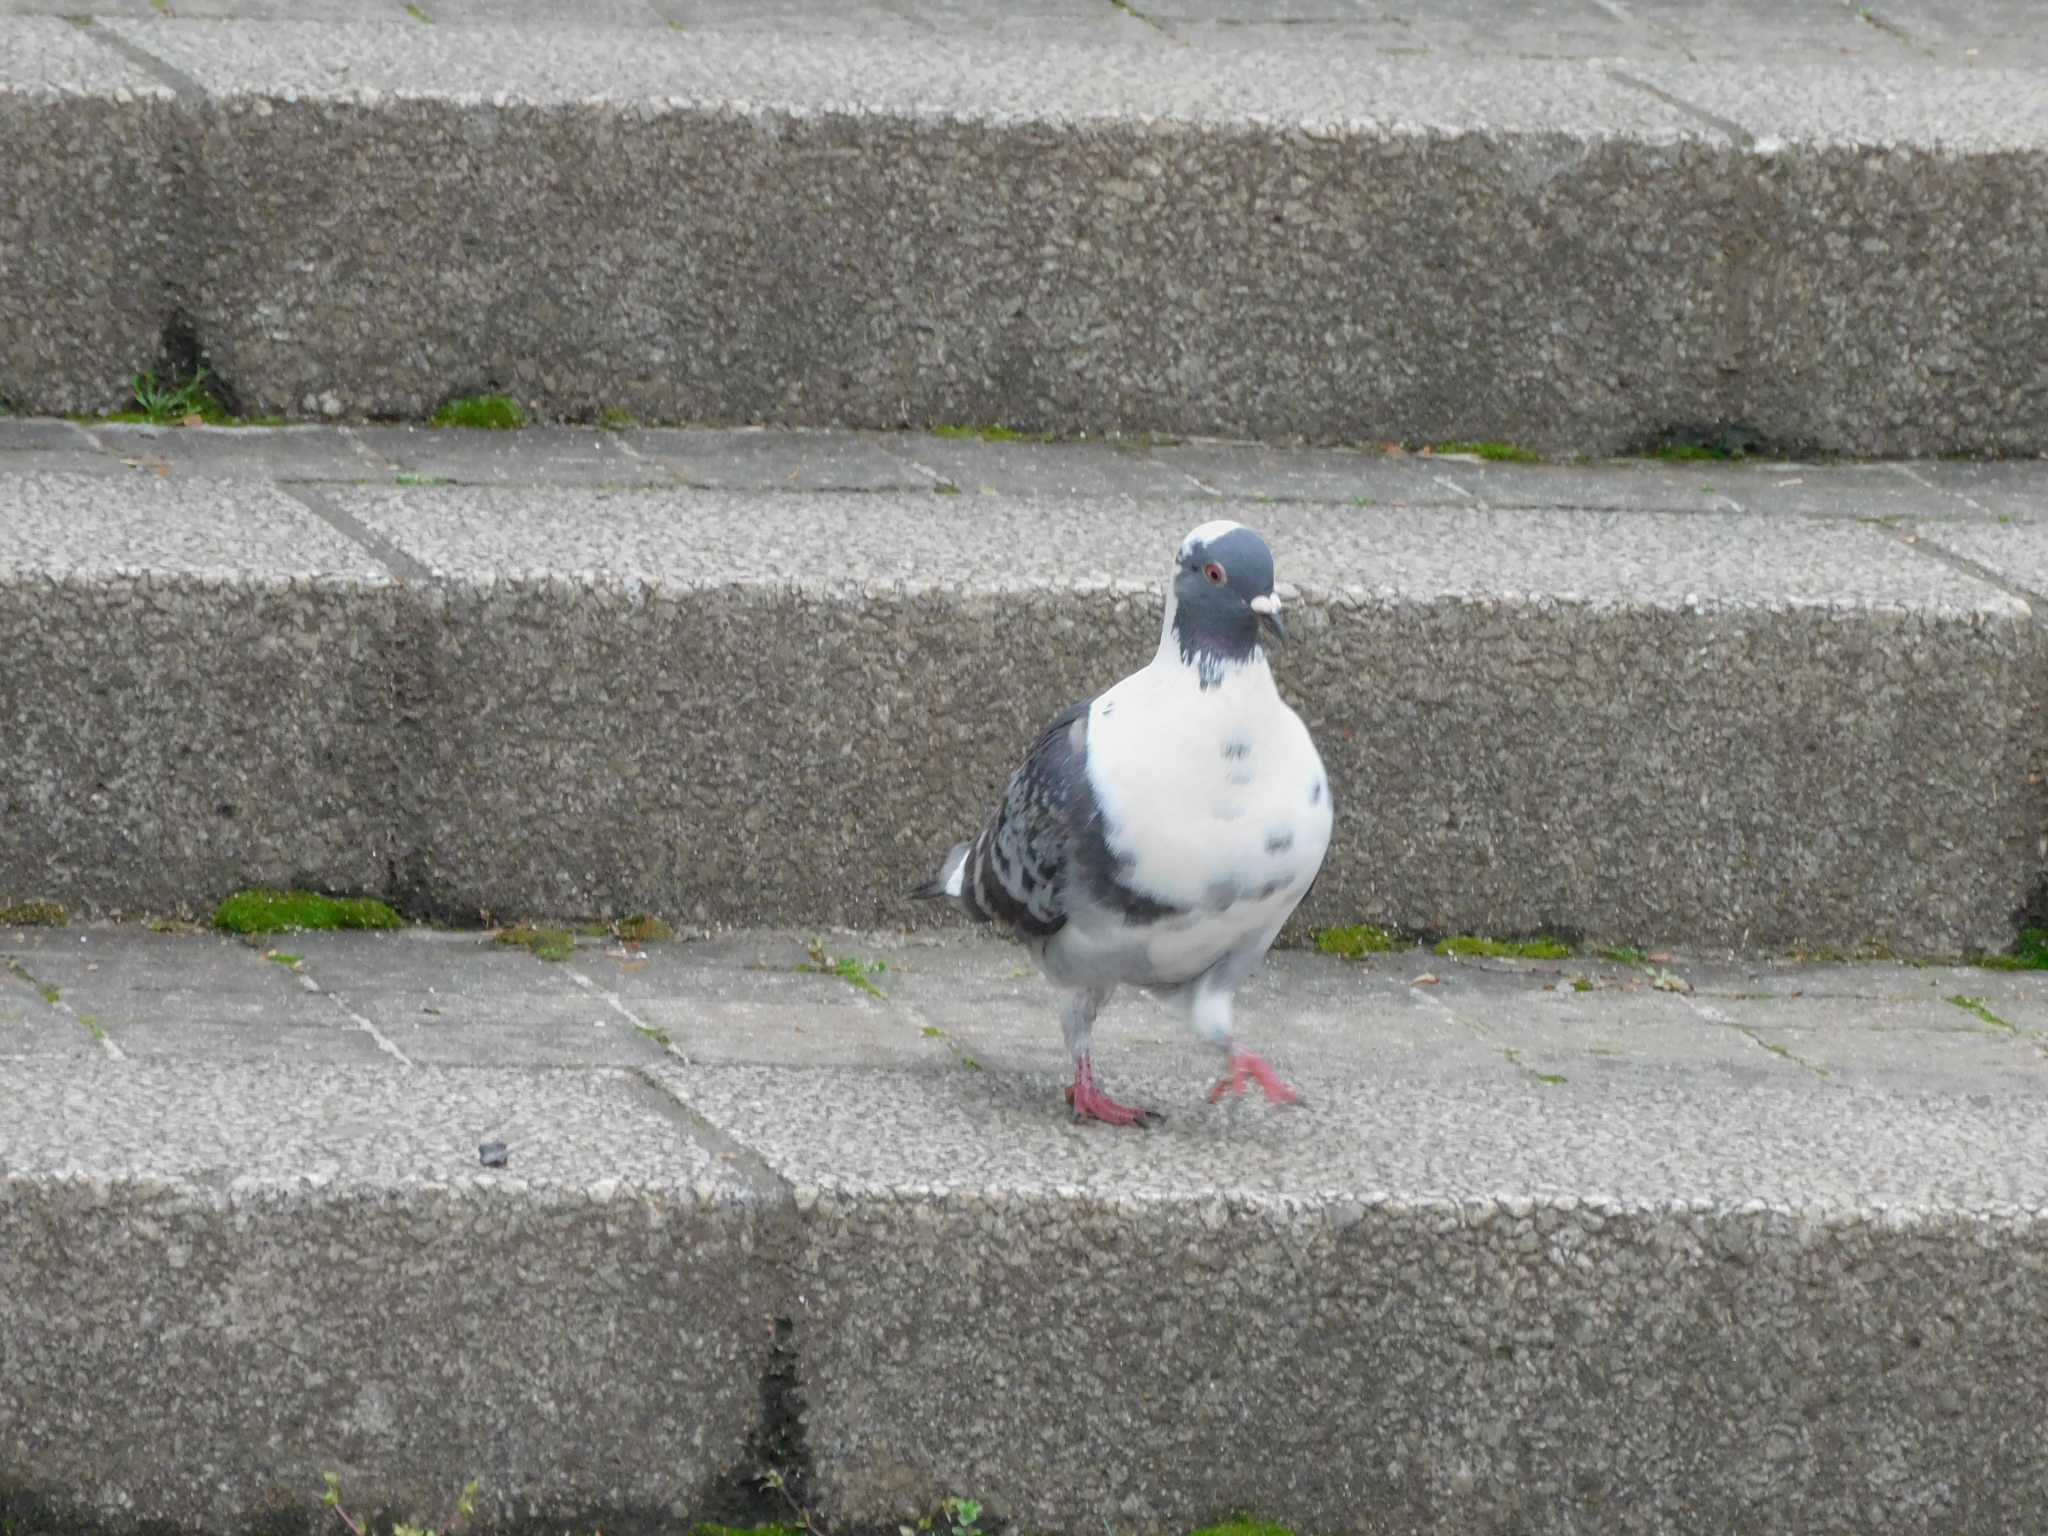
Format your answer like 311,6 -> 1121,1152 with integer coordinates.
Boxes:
917,520 -> 1332,1126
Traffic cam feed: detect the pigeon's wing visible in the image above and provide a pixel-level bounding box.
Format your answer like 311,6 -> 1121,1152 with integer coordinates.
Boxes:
952,698 -> 1094,938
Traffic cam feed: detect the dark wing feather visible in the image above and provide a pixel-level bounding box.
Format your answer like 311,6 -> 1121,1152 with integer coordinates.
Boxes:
953,698 -> 1093,938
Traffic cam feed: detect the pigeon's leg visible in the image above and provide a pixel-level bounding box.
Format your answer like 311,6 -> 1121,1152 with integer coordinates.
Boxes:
1059,986 -> 1153,1127
1189,977 -> 1300,1106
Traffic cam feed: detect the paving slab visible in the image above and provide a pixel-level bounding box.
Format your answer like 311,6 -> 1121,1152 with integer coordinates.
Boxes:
81,420 -> 387,481
283,926 -> 682,1066
639,428 -> 928,493
351,424 -> 668,487
884,435 -> 1198,501
0,925 -> 386,1062
0,1051 -> 782,1536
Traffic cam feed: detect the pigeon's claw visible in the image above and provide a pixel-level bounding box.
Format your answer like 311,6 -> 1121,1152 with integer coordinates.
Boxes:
1065,1057 -> 1157,1128
1208,1046 -> 1300,1106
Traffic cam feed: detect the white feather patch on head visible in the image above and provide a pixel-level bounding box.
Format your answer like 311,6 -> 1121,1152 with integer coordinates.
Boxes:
1180,520 -> 1244,556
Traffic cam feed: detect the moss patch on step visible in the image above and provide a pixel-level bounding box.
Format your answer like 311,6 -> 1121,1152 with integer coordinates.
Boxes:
1313,923 -> 1400,958
0,901 -> 66,927
1434,934 -> 1573,961
429,393 -> 525,430
1426,440 -> 1541,463
214,889 -> 401,935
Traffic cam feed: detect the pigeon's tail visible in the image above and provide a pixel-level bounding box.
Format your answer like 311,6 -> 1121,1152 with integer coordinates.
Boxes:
910,840 -> 973,903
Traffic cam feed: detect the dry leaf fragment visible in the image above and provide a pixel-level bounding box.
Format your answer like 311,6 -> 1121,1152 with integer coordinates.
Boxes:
1410,973 -> 1440,986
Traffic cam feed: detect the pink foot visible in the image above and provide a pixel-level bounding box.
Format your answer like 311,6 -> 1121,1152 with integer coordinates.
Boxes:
1208,1046 -> 1301,1106
1064,1055 -> 1156,1128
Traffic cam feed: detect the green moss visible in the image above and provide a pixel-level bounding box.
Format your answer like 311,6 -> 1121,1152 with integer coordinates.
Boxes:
690,1525 -> 803,1536
404,2 -> 433,20
214,889 -> 402,935
1979,928 -> 2048,971
495,924 -> 575,962
78,1014 -> 107,1042
1948,994 -> 2017,1033
928,424 -> 1052,444
394,473 -> 451,487
0,901 -> 66,927
596,408 -> 637,432
36,982 -> 59,1006
1650,441 -> 1728,462
1435,935 -> 1573,960
1595,944 -> 1646,964
1429,440 -> 1541,463
266,951 -> 303,969
933,481 -> 962,496
614,914 -> 672,944
1314,924 -> 1400,958
635,1023 -> 674,1049
1188,1520 -> 1297,1536
1570,976 -> 1595,993
429,393 -> 524,430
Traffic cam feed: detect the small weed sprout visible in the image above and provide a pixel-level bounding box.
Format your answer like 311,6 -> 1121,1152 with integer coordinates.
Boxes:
323,1474 -> 477,1536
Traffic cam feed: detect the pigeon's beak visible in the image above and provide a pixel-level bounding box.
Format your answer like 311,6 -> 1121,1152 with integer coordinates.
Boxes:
1250,591 -> 1288,644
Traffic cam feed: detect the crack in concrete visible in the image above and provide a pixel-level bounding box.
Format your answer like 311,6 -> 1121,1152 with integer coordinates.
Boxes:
1683,994 -> 1832,1079
3,953 -> 124,1060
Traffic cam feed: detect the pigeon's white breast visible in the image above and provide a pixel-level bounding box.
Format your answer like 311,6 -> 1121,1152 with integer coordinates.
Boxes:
1083,654 -> 1332,979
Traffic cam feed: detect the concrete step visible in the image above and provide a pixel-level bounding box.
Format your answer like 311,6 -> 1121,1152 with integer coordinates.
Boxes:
4,419 -> 2047,952
3,2 -> 2046,453
5,922 -> 2048,1535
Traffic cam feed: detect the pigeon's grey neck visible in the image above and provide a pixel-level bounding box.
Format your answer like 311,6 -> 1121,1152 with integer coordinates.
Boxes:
1157,592 -> 1271,693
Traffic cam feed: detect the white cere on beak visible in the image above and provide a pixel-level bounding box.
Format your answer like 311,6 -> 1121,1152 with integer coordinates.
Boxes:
1249,592 -> 1283,615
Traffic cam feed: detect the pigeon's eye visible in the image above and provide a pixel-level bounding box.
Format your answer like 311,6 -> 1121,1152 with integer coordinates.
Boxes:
1204,562 -> 1227,586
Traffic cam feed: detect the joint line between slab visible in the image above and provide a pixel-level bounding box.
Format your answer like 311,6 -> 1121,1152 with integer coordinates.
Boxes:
626,1066 -> 796,1208
81,22 -> 209,102
1877,469 -> 2046,621
1600,67 -> 1752,148
279,483 -> 433,584
565,967 -> 689,1064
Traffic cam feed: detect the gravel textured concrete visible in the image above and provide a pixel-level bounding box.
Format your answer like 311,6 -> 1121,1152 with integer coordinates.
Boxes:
5,923 -> 2048,1534
1,5 -> 2044,452
0,19 -> 179,417
0,1048 -> 782,1536
2,429 -> 2045,951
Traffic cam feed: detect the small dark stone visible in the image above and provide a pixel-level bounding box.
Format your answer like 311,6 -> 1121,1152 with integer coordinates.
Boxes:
479,1140 -> 509,1168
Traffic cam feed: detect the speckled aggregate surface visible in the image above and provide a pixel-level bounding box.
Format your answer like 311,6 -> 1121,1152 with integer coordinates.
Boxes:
0,468 -> 383,579
4,5 -> 2045,450
332,483 -> 2018,615
11,923 -> 2048,1533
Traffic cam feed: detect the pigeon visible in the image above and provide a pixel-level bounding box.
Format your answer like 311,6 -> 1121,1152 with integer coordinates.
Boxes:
916,520 -> 1332,1126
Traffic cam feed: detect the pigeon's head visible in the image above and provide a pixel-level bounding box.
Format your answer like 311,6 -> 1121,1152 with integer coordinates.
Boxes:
1169,520 -> 1287,665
